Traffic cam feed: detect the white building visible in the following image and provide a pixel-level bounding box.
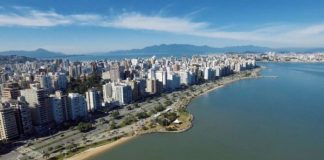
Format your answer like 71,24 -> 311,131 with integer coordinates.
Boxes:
155,70 -> 167,89
179,70 -> 189,86
102,71 -> 111,80
234,63 -> 241,72
20,87 -> 52,126
39,74 -> 52,90
131,59 -> 138,65
114,84 -> 132,105
85,88 -> 101,112
49,95 -> 64,124
147,69 -> 156,80
204,67 -> 213,80
68,93 -> 88,121
167,73 -> 181,90
52,73 -> 68,91
215,66 -> 222,77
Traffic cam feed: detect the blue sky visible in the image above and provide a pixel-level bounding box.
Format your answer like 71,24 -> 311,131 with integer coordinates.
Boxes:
0,0 -> 324,53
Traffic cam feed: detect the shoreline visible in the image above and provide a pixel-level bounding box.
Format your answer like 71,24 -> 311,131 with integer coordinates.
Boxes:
67,67 -> 263,160
67,136 -> 134,160
257,61 -> 324,64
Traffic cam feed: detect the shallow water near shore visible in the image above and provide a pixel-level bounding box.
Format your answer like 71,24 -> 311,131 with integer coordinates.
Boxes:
91,63 -> 324,160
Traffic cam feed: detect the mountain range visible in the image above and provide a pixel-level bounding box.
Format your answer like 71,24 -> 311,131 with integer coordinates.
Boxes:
1,44 -> 324,58
0,55 -> 37,64
0,48 -> 65,58
97,44 -> 273,55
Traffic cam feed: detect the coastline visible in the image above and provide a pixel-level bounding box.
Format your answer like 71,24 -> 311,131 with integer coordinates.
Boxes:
67,136 -> 134,160
67,67 -> 263,160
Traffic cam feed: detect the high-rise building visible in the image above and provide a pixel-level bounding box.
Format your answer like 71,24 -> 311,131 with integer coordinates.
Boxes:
20,86 -> 52,127
68,93 -> 88,121
0,103 -> 19,141
110,63 -> 122,82
54,91 -> 69,121
155,70 -> 167,89
136,79 -> 147,98
172,64 -> 180,71
102,71 -> 111,80
52,73 -> 68,91
146,79 -> 155,94
215,66 -> 222,77
204,67 -> 213,80
147,69 -> 156,80
38,74 -> 52,90
167,73 -> 181,90
234,63 -> 241,72
10,97 -> 33,135
68,63 -> 82,79
0,73 -> 9,83
102,82 -> 113,103
126,79 -> 139,101
114,84 -> 132,105
85,88 -> 101,112
2,82 -> 20,101
188,71 -> 197,85
49,94 -> 64,124
179,71 -> 189,86
146,79 -> 163,95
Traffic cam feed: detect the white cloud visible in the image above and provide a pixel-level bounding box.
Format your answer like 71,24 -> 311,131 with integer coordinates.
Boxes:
106,13 -> 324,47
0,9 -> 70,26
1,6 -> 324,47
106,13 -> 208,33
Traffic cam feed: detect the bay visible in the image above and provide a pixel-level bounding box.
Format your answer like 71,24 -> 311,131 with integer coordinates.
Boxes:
92,63 -> 324,160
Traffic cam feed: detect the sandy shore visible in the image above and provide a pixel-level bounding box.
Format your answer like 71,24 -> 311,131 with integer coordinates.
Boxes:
67,136 -> 135,160
67,68 -> 263,160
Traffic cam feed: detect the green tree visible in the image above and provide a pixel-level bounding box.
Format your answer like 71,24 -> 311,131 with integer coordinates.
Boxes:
67,72 -> 102,94
134,103 -> 140,108
110,121 -> 118,130
121,115 -> 137,126
155,105 -> 166,112
164,100 -> 172,107
136,112 -> 149,119
156,112 -> 178,126
164,112 -> 178,122
77,122 -> 93,132
99,118 -> 107,124
48,146 -> 53,152
55,145 -> 62,150
111,110 -> 120,119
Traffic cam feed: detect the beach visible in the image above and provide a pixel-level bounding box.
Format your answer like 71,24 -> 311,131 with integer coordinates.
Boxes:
67,136 -> 134,160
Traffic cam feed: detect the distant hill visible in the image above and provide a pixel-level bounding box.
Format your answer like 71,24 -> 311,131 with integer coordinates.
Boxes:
0,48 -> 65,58
96,44 -> 273,56
0,55 -> 37,64
96,44 -> 324,56
222,45 -> 272,53
1,45 -> 323,59
273,48 -> 324,53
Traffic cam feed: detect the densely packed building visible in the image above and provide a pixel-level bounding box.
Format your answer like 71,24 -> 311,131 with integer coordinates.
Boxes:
0,54 -> 256,141
257,52 -> 324,62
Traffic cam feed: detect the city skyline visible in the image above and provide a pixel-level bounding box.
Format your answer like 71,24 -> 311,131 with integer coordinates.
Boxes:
1,1 -> 324,159
1,0 -> 324,53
